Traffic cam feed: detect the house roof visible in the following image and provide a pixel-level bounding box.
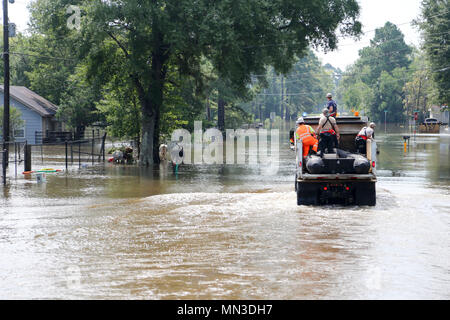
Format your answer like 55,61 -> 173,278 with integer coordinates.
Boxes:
0,85 -> 58,117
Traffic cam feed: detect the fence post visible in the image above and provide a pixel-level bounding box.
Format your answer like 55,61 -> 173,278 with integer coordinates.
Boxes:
2,149 -> 7,185
65,141 -> 68,171
24,144 -> 32,172
92,131 -> 95,165
78,142 -> 81,168
14,142 -> 17,178
102,133 -> 107,162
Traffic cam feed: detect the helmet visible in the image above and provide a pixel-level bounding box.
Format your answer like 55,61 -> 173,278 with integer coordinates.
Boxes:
369,122 -> 376,128
326,93 -> 332,98
296,117 -> 305,125
322,108 -> 329,115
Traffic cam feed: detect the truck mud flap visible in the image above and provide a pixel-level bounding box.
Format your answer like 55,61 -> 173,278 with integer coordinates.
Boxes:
297,182 -> 319,205
354,181 -> 376,206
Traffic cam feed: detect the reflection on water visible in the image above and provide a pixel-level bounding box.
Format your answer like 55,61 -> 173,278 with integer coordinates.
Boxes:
0,131 -> 449,299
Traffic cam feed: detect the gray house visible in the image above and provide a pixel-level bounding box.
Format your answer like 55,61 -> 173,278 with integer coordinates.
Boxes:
0,85 -> 65,144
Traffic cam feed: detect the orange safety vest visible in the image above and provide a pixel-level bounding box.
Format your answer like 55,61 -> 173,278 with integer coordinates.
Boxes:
296,125 -> 316,140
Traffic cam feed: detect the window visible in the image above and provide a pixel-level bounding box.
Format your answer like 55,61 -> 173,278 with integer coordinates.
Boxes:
13,128 -> 25,139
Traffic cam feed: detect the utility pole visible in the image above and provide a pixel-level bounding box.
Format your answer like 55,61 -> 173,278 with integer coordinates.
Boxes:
2,0 -> 10,166
280,77 -> 284,121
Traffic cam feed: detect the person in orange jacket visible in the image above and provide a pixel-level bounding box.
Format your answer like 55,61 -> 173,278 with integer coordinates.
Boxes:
295,117 -> 318,157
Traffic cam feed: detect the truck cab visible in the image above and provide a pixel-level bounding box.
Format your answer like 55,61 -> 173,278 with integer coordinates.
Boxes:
295,116 -> 377,206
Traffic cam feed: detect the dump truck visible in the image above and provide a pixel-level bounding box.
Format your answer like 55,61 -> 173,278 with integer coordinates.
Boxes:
294,116 -> 377,206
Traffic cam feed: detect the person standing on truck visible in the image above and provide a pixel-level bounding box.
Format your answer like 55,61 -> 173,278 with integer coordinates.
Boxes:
295,117 -> 318,157
316,108 -> 340,154
326,93 -> 337,117
355,122 -> 376,154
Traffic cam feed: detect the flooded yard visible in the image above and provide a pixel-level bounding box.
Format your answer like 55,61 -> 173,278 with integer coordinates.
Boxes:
0,132 -> 449,299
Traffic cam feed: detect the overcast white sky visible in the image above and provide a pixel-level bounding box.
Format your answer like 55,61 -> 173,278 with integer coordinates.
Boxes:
5,0 -> 424,71
315,0 -> 424,70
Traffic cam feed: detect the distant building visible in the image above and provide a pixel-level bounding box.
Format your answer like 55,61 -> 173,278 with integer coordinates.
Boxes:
429,105 -> 449,124
0,85 -> 66,144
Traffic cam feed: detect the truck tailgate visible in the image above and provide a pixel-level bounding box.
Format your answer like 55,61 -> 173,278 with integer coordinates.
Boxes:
299,174 -> 376,181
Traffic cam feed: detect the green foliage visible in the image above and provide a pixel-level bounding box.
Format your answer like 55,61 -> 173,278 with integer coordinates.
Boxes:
96,84 -> 141,140
0,106 -> 24,139
419,0 -> 450,103
56,64 -> 103,134
378,68 -> 409,123
242,50 -> 334,122
341,80 -> 375,114
403,50 -> 439,120
81,0 -> 361,163
338,22 -> 412,122
12,0 -> 361,164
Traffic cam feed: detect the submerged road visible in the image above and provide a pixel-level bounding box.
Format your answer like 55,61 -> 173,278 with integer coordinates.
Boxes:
0,131 -> 449,299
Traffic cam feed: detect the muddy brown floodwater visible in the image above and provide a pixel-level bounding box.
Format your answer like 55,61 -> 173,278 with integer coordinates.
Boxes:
0,130 -> 449,299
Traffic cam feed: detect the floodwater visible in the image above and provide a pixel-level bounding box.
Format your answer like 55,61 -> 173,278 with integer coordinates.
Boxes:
0,129 -> 449,299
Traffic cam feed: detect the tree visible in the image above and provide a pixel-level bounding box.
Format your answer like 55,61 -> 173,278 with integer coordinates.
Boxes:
56,64 -> 103,138
419,0 -> 450,103
30,0 -> 361,165
285,51 -> 333,117
0,106 -> 24,139
403,50 -> 439,121
341,80 -> 375,114
358,22 -> 411,79
378,68 -> 409,123
338,22 -> 412,121
242,50 -> 335,122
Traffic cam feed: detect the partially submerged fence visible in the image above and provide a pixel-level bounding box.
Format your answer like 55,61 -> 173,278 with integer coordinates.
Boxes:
1,133 -> 107,185
1,142 -> 27,185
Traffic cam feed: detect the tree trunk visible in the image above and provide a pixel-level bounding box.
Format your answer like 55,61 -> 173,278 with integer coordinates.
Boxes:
140,103 -> 158,166
218,95 -> 226,133
139,42 -> 167,166
206,97 -> 211,121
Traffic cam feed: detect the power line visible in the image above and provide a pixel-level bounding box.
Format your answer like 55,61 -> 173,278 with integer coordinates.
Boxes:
9,51 -> 77,61
252,64 -> 450,96
251,44 -> 428,80
243,9 -> 450,51
352,8 -> 450,37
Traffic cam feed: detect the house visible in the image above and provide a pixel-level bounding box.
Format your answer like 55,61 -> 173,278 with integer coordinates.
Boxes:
0,85 -> 66,144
